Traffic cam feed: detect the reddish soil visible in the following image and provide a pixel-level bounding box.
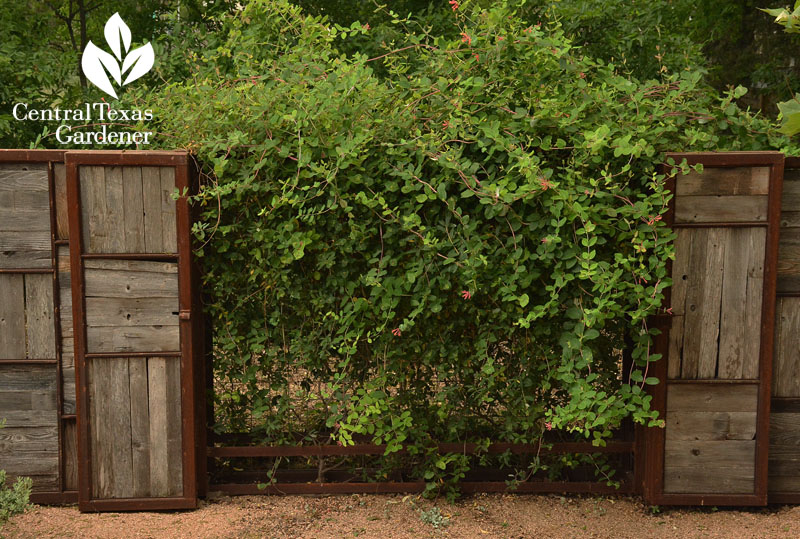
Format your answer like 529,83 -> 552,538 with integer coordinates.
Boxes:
3,493 -> 800,538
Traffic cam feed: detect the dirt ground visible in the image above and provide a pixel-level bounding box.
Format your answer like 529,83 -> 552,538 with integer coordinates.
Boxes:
3,493 -> 800,538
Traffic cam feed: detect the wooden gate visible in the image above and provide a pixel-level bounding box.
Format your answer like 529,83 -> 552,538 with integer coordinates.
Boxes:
65,151 -> 204,511
0,150 -> 71,502
642,152 -> 783,505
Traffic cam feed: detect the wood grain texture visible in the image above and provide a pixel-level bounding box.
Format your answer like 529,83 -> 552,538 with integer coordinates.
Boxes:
663,440 -> 755,494
667,384 -> 758,413
682,228 -> 725,379
675,167 -> 769,196
64,420 -> 78,490
160,167 -> 177,253
129,357 -> 150,497
770,412 -> 800,446
86,325 -> 180,354
0,164 -> 51,269
85,297 -> 179,327
24,273 -> 55,359
89,358 -> 113,498
0,274 -> 25,359
718,228 -> 764,379
122,167 -> 145,252
81,166 -> 109,254
109,358 -> 133,498
666,411 -> 756,441
777,233 -> 800,293
84,260 -> 178,298
0,365 -> 59,492
54,163 -> 68,240
142,167 -> 164,252
103,166 -> 125,253
674,195 -> 768,223
774,297 -> 800,398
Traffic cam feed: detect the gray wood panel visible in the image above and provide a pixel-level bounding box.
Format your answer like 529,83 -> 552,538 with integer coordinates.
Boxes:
664,440 -> 755,494
0,365 -> 58,492
0,164 -> 51,270
667,384 -> 758,412
24,273 -> 55,359
0,274 -> 26,359
676,167 -> 770,196
774,298 -> 800,398
674,195 -> 768,224
668,227 -> 764,380
88,356 -> 183,498
80,165 -> 177,254
54,163 -> 68,240
64,420 -> 78,491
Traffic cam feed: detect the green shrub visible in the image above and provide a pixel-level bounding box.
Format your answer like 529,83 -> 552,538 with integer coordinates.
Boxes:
140,0 -> 785,495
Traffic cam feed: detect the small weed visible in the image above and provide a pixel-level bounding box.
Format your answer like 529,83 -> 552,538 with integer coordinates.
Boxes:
648,505 -> 661,515
419,507 -> 450,529
502,521 -> 509,528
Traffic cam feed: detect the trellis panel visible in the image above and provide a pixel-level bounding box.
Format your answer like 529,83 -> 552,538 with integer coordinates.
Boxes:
642,152 -> 783,506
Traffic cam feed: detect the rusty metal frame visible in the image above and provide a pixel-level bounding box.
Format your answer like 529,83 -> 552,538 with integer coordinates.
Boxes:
0,150 -> 73,506
641,152 -> 783,506
65,150 -> 201,512
768,156 -> 800,504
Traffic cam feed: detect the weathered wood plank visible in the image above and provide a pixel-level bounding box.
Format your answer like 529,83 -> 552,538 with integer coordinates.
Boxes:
770,412 -> 800,445
129,357 -> 150,497
148,357 -> 169,497
667,383 -> 758,413
0,274 -> 25,359
62,365 -> 76,415
166,356 -> 183,496
86,325 -> 180,353
718,228 -> 764,379
769,475 -> 800,493
664,440 -> 755,494
681,228 -> 725,379
667,228 -> 692,379
85,297 -> 179,327
160,167 -> 177,253
781,173 -> 800,210
774,298 -> 800,397
0,410 -> 58,427
81,165 -> 108,254
674,195 -> 768,223
0,210 -> 50,232
0,453 -> 60,476
142,167 -> 164,252
780,211 -> 800,228
24,273 -> 55,359
122,167 -> 145,253
0,249 -> 51,269
54,163 -> 68,240
64,420 -> 78,490
0,426 -> 58,452
0,390 -> 57,411
84,261 -> 178,299
675,167 -> 770,196
103,166 -> 125,253
0,165 -> 49,191
90,358 -> 113,499
109,357 -> 134,498
666,411 -> 756,441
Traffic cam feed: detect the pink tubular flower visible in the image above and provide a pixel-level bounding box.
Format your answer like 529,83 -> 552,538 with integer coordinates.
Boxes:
545,422 -> 552,431
461,32 -> 471,46
392,328 -> 402,337
539,177 -> 552,190
474,53 -> 480,62
461,290 -> 472,300
449,0 -> 459,11
364,23 -> 370,31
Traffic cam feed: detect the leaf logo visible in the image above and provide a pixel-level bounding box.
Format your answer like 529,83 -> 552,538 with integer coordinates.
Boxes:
81,13 -> 154,99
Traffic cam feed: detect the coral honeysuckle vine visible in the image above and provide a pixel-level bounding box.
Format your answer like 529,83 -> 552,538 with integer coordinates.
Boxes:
137,0 -> 783,497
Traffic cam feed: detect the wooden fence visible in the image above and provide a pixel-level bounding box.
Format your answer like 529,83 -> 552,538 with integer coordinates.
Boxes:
5,149 -> 800,510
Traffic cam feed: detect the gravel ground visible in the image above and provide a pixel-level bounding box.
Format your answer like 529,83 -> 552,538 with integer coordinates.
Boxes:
2,493 -> 800,538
